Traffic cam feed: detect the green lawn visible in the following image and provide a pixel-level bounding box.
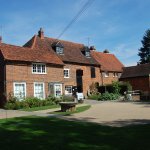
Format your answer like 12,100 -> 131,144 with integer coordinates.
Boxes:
49,105 -> 91,115
0,116 -> 149,150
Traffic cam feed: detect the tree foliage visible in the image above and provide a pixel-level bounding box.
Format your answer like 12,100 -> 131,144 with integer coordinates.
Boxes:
138,29 -> 150,64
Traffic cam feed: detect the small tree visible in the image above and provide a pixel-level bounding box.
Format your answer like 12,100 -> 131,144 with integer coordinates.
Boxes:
138,29 -> 150,64
112,81 -> 121,94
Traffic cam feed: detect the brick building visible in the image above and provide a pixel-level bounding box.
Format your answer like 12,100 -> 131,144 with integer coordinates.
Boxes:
0,29 -> 101,105
91,49 -> 124,85
0,28 -> 124,105
23,28 -> 101,97
120,63 -> 150,95
0,42 -> 64,106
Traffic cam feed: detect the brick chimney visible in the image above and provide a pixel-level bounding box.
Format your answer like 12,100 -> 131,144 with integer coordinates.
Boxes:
38,28 -> 44,39
0,36 -> 2,44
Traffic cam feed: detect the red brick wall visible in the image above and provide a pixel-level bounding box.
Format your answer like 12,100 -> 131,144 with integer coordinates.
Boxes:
5,62 -> 102,100
5,62 -> 64,99
120,77 -> 150,92
63,63 -> 101,97
101,72 -> 120,85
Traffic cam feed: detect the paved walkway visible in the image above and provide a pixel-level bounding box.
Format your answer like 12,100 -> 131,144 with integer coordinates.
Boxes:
0,100 -> 150,127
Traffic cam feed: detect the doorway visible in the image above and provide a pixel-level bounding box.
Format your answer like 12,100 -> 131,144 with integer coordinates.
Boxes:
76,69 -> 83,93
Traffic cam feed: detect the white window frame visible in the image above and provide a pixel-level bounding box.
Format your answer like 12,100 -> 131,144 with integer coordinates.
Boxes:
104,72 -> 109,77
13,82 -> 26,100
113,72 -> 119,77
56,47 -> 64,54
34,82 -> 45,99
32,63 -> 46,74
54,84 -> 62,97
64,69 -> 70,78
65,86 -> 72,95
85,51 -> 90,57
113,72 -> 115,77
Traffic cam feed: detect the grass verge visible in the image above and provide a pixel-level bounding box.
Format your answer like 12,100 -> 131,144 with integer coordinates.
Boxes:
49,105 -> 91,116
20,104 -> 60,111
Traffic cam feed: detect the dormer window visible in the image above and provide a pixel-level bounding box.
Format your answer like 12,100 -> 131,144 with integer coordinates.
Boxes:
82,46 -> 91,58
52,41 -> 64,55
85,51 -> 90,57
56,46 -> 63,54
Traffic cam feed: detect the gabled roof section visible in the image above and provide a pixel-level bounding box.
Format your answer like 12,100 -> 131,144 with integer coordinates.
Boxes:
24,35 -> 99,66
91,51 -> 124,72
120,63 -> 150,78
0,43 -> 64,65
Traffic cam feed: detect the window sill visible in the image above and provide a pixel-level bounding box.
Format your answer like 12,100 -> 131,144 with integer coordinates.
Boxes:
64,77 -> 69,78
32,73 -> 47,75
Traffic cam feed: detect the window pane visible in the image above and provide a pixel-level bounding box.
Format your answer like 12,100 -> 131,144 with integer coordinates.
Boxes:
55,85 -> 62,96
91,67 -> 96,78
32,64 -> 46,74
37,65 -> 41,72
14,83 -> 26,100
42,65 -> 45,73
64,69 -> 69,78
34,83 -> 44,99
65,86 -> 72,94
48,83 -> 54,95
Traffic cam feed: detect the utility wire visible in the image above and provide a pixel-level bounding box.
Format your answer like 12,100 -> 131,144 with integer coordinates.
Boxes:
56,0 -> 95,40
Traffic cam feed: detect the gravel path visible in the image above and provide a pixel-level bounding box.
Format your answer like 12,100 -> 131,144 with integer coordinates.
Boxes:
60,100 -> 150,127
1,101 -> 150,127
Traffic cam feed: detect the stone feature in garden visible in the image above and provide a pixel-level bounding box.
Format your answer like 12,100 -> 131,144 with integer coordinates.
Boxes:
59,102 -> 77,112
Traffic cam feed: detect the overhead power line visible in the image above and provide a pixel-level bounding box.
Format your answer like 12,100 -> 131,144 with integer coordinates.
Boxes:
56,0 -> 95,40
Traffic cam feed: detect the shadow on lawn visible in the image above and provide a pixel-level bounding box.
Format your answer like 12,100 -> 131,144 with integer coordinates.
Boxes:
0,116 -> 150,150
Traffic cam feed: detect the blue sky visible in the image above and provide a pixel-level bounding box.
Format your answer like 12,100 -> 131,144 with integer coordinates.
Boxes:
0,0 -> 150,66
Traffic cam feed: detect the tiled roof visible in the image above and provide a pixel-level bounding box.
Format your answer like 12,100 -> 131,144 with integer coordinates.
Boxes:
0,43 -> 64,65
24,35 -> 99,66
91,51 -> 124,72
120,63 -> 150,78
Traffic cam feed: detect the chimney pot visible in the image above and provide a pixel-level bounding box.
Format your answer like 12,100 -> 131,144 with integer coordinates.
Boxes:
38,28 -> 44,39
103,49 -> 109,53
90,46 -> 96,51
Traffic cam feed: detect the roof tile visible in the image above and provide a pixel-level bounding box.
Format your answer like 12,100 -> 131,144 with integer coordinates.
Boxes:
0,43 -> 64,65
121,63 -> 150,78
91,51 -> 124,72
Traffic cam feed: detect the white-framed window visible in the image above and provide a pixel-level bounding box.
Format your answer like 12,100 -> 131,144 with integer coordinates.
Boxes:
64,69 -> 70,78
104,72 -> 109,77
113,72 -> 119,77
65,86 -> 72,95
32,63 -> 46,74
85,51 -> 90,57
56,47 -> 64,54
13,82 -> 26,100
54,84 -> 62,97
34,82 -> 45,99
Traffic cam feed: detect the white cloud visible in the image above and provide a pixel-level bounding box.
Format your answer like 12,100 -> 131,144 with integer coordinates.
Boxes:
112,43 -> 140,66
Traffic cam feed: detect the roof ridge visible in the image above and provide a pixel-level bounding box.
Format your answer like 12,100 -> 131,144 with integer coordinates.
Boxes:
44,37 -> 84,46
31,35 -> 37,49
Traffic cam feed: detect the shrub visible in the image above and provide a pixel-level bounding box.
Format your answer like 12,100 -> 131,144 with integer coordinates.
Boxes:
112,81 -> 121,94
61,95 -> 74,102
119,82 -> 132,95
25,97 -> 41,107
98,92 -> 120,101
46,95 -> 61,104
98,81 -> 132,95
4,95 -> 61,110
89,82 -> 99,95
